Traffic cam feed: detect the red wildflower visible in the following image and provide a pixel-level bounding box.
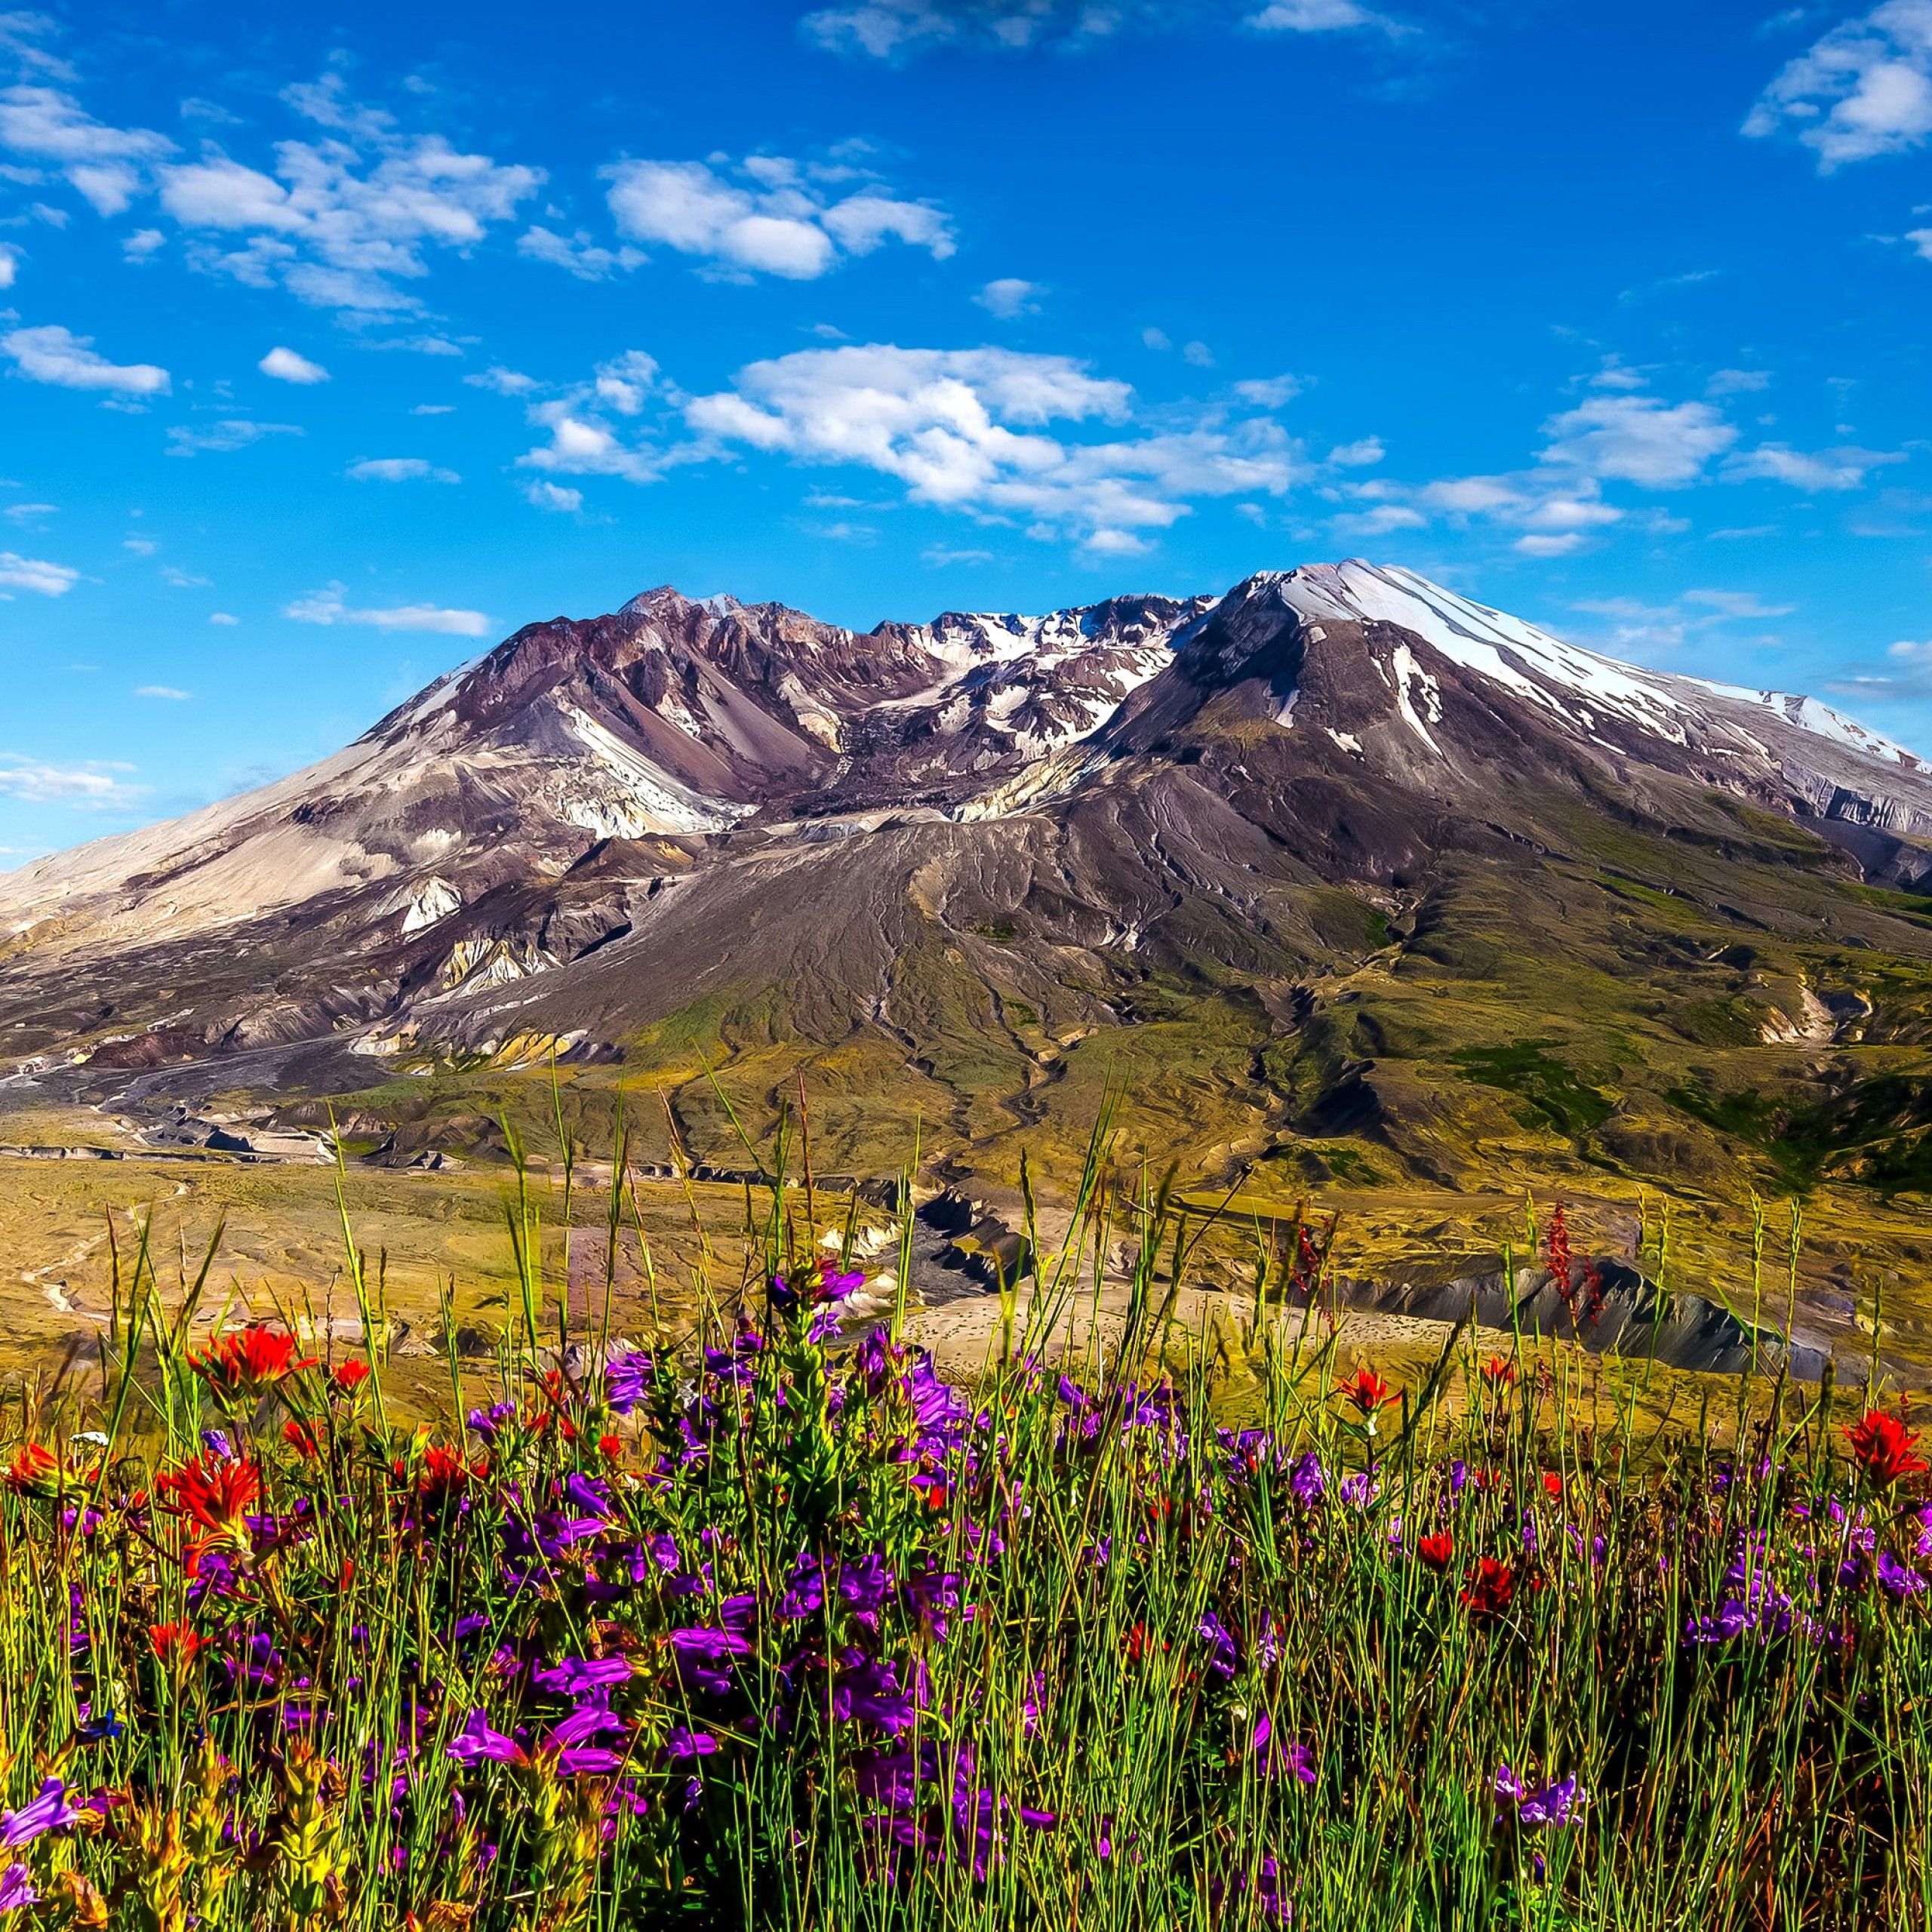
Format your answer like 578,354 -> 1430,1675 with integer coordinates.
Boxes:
1845,1410 -> 1929,1488
1417,1531 -> 1454,1573
1336,1367 -> 1398,1417
155,1453 -> 261,1534
1540,1470 -> 1564,1499
1,1443 -> 57,1493
1460,1557 -> 1516,1621
1479,1355 -> 1518,1387
1546,1204 -> 1575,1312
189,1324 -> 317,1399
598,1434 -> 623,1462
401,1444 -> 485,1501
149,1623 -> 202,1667
330,1360 -> 371,1394
281,1420 -> 321,1462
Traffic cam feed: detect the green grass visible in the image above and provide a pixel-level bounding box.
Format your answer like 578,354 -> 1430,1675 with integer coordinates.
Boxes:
0,1117 -> 1927,1930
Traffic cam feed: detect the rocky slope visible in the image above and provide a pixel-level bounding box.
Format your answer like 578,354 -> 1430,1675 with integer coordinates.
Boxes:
5,561 -> 1932,1232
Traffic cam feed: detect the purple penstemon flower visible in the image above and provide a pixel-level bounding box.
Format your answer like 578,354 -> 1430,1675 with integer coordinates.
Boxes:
1877,1550 -> 1927,1599
1494,1764 -> 1586,1827
0,1864 -> 38,1915
605,1349 -> 653,1417
1290,1451 -> 1325,1507
534,1654 -> 635,1694
1249,1712 -> 1317,1784
447,1710 -> 519,1765
1,1778 -> 85,1847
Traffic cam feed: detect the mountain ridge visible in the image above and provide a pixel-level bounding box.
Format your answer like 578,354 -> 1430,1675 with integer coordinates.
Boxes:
5,558 -> 1932,1244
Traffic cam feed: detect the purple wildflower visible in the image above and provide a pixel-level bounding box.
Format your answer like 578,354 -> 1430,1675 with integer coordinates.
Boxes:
0,1779 -> 83,1847
1494,1764 -> 1586,1827
1291,1452 -> 1325,1507
605,1350 -> 653,1417
447,1710 -> 519,1765
0,1865 -> 37,1915
1878,1550 -> 1927,1599
534,1655 -> 634,1695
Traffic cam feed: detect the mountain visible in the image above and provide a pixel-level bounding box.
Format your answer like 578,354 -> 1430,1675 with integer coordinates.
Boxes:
6,559 -> 1932,1228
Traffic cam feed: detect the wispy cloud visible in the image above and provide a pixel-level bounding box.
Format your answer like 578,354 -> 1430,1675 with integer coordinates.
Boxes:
0,549 -> 78,595
2,324 -> 168,394
285,583 -> 491,635
0,754 -> 140,806
346,457 -> 460,482
166,419 -> 302,455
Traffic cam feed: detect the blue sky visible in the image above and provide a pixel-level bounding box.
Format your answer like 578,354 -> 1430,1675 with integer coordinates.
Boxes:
5,0 -> 1932,860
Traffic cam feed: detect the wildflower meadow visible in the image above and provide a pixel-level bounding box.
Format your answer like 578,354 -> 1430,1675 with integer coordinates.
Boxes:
0,1135 -> 1927,1931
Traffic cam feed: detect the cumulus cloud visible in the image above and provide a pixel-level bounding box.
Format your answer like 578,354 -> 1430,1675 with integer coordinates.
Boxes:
155,73 -> 542,312
0,83 -> 172,212
516,225 -> 645,280
165,419 -> 302,455
684,340 -> 1305,548
1745,0 -> 1932,168
974,276 -> 1041,318
0,245 -> 14,288
1539,392 -> 1737,488
1232,374 -> 1303,407
524,480 -> 583,512
604,154 -> 952,279
0,755 -> 140,807
260,345 -> 329,383
346,457 -> 460,481
509,350 -> 667,485
2,324 -> 168,394
0,549 -> 78,595
284,583 -> 490,635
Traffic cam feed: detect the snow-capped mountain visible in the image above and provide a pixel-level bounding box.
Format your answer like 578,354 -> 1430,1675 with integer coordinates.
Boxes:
4,561 -> 1930,1112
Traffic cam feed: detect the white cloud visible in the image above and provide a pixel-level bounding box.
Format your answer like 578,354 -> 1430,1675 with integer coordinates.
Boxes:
209,611 -> 238,624
525,480 -> 583,512
1721,441 -> 1903,491
0,84 -> 172,212
2,502 -> 54,525
466,365 -> 538,395
0,245 -> 14,288
1327,435 -> 1383,466
802,1 -> 1227,58
165,419 -> 301,455
1232,374 -> 1303,408
0,549 -> 78,595
2,324 -> 169,394
1247,0 -> 1396,32
123,535 -> 158,556
346,457 -> 460,482
260,344 -> 329,383
122,227 -> 165,259
0,755 -> 140,807
974,276 -> 1041,318
134,684 -> 190,700
1539,392 -> 1737,487
285,583 -> 490,635
512,350 -> 666,484
1181,340 -> 1214,367
1746,0 -> 1932,168
516,225 -> 645,280
1142,326 -> 1172,351
1514,532 -> 1586,557
161,566 -> 211,587
685,340 -> 1305,546
411,403 -> 456,414
605,154 -> 952,280
155,75 -> 542,311
1571,588 -> 1795,654
1706,366 -> 1771,395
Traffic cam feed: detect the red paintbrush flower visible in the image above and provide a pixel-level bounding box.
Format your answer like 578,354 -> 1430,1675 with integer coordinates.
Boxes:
1845,1410 -> 1929,1488
1540,1470 -> 1564,1499
281,1420 -> 321,1462
149,1623 -> 202,1667
155,1452 -> 261,1534
330,1360 -> 371,1395
1,1443 -> 57,1494
1417,1531 -> 1454,1573
398,1444 -> 485,1502
1336,1367 -> 1398,1417
1460,1557 -> 1516,1621
189,1324 -> 317,1400
1479,1355 -> 1518,1387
